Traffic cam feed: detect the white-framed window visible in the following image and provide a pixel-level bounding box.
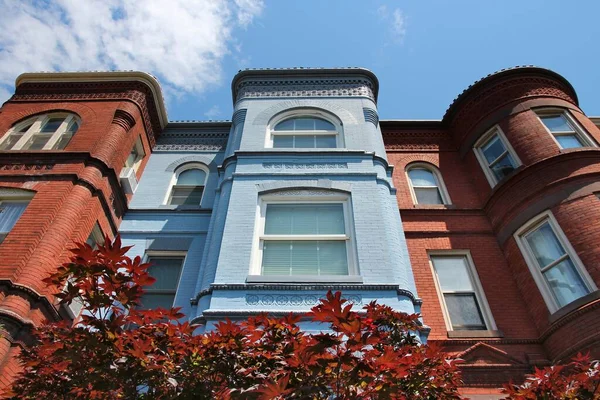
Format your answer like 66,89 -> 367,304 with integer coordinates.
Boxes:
536,109 -> 596,149
124,136 -> 145,172
514,211 -> 596,313
0,113 -> 80,151
429,251 -> 496,331
267,110 -> 343,149
406,163 -> 451,205
0,198 -> 30,243
166,164 -> 208,206
473,126 -> 521,187
251,194 -> 357,277
138,253 -> 185,310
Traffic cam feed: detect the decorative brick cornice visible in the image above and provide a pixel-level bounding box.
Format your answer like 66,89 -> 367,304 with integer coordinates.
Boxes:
0,280 -> 61,322
10,81 -> 163,146
112,109 -> 136,132
444,72 -> 577,140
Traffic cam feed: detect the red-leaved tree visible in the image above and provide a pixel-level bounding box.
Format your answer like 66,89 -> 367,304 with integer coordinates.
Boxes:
5,237 -> 599,399
4,237 -> 463,399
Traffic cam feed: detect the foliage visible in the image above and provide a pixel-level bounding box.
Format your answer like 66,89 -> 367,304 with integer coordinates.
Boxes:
5,236 -> 465,399
502,353 -> 600,399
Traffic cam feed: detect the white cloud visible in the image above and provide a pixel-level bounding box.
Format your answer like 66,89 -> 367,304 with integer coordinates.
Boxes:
377,5 -> 407,44
0,0 -> 264,106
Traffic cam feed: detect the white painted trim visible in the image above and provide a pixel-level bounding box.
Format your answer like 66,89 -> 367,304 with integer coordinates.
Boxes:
405,162 -> 452,205
428,250 -> 497,331
249,194 -> 359,278
15,71 -> 168,128
265,109 -> 345,148
164,163 -> 209,206
125,135 -> 146,172
513,210 -> 597,314
535,108 -> 597,149
0,113 -> 80,151
473,126 -> 521,187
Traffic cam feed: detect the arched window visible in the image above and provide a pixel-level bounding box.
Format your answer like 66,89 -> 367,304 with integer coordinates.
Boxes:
406,164 -> 451,205
0,113 -> 80,151
269,113 -> 340,148
167,166 -> 207,206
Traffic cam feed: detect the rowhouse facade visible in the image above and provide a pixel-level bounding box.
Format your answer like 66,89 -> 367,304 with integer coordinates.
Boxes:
0,66 -> 598,398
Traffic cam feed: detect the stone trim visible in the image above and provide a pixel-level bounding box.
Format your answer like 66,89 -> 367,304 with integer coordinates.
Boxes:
256,179 -> 352,194
165,155 -> 217,172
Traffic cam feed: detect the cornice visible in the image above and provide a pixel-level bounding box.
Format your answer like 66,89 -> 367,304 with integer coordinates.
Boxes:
231,68 -> 379,105
11,73 -> 166,146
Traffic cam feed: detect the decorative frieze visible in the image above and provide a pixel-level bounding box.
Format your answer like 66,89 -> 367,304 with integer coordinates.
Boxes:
262,162 -> 348,170
0,163 -> 54,171
245,294 -> 362,306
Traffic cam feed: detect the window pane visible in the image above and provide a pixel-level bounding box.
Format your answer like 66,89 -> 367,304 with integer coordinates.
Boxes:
444,293 -> 486,330
556,135 -> 584,149
0,134 -> 24,150
138,293 -> 176,310
170,186 -> 204,205
53,132 -> 74,150
146,257 -> 184,290
273,135 -> 294,148
294,118 -> 315,130
293,135 -> 315,148
264,204 -> 345,235
262,240 -> 348,276
314,118 -> 336,131
40,118 -> 65,133
315,135 -> 337,148
177,169 -> 206,185
525,222 -> 566,268
18,123 -> 33,133
274,119 -> 294,131
543,258 -> 589,307
66,120 -> 79,133
490,154 -> 516,181
0,201 -> 28,237
408,169 -> 437,187
481,135 -> 506,164
414,188 -> 443,204
541,115 -> 573,132
25,134 -> 52,150
432,256 -> 474,292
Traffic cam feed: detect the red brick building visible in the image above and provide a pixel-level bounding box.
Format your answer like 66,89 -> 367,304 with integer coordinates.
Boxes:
0,66 -> 598,398
382,66 -> 600,397
0,72 -> 167,388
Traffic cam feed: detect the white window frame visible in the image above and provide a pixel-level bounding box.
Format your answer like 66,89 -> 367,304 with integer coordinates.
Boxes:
249,193 -> 359,277
473,126 -> 521,187
535,108 -> 597,149
428,250 -> 497,332
139,251 -> 187,309
266,109 -> 344,149
164,163 -> 209,206
514,210 -> 596,314
0,113 -> 80,151
405,163 -> 452,205
124,136 -> 146,172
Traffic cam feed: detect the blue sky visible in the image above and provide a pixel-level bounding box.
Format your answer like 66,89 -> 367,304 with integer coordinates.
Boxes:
1,0 -> 599,121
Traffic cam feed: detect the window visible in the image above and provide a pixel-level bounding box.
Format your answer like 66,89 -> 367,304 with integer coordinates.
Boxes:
0,113 -> 80,151
256,200 -> 355,276
138,255 -> 185,310
537,110 -> 595,149
0,199 -> 30,243
86,223 -> 105,249
269,114 -> 340,148
124,136 -> 145,172
406,164 -> 451,205
430,252 -> 496,331
515,211 -> 596,313
167,165 -> 207,206
474,127 -> 520,187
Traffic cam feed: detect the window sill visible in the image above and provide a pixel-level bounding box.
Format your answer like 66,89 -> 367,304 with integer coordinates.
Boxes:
447,330 -> 504,339
158,205 -> 203,211
549,289 -> 600,324
246,275 -> 363,284
412,204 -> 454,209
